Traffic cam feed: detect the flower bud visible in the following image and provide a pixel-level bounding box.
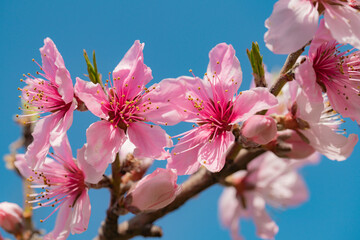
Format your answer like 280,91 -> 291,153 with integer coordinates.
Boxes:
125,168 -> 179,213
241,115 -> 277,145
0,202 -> 23,235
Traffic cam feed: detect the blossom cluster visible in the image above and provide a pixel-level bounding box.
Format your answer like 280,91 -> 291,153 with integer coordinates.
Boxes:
2,1 -> 360,239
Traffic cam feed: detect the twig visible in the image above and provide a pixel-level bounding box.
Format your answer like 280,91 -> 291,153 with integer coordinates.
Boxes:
97,153 -> 122,240
269,42 -> 309,96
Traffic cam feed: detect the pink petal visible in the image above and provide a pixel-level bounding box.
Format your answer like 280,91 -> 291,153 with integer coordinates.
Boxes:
249,194 -> 279,239
49,101 -> 76,157
74,78 -> 109,119
294,89 -> 323,123
128,122 -> 169,159
113,40 -> 152,99
267,171 -> 308,207
324,4 -> 360,50
69,189 -> 91,234
206,43 -> 242,99
77,145 -> 106,184
44,200 -> 72,240
218,187 -> 241,228
294,59 -> 323,104
301,125 -> 358,161
218,188 -> 244,240
233,88 -> 278,122
309,19 -> 334,57
144,77 -> 195,125
326,80 -> 360,122
198,132 -> 234,172
85,120 -> 126,170
264,0 -> 319,54
25,111 -> 63,169
55,67 -> 74,104
51,134 -> 73,166
14,154 -> 34,178
40,38 -> 66,83
167,128 -> 204,175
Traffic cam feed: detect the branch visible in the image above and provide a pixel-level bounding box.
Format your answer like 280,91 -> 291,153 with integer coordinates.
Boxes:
115,147 -> 265,239
97,154 -> 123,240
269,42 -> 309,96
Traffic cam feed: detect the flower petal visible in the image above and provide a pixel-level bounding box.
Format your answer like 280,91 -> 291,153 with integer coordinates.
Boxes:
25,111 -> 63,169
264,0 -> 319,54
85,120 -> 126,170
167,128 -> 205,175
44,200 -> 72,240
40,38 -> 66,83
128,122 -> 169,159
309,19 -> 334,57
198,132 -> 234,172
206,43 -> 242,99
249,194 -> 279,239
77,145 -> 105,184
144,77 -> 195,125
55,67 -> 73,104
75,78 -> 109,119
49,101 -> 76,158
14,154 -> 34,178
232,88 -> 278,122
113,40 -> 152,99
324,4 -> 360,50
301,124 -> 358,161
294,59 -> 323,104
70,189 -> 91,234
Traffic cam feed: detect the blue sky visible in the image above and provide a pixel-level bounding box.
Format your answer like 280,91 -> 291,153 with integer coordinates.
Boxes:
1,0 -> 360,239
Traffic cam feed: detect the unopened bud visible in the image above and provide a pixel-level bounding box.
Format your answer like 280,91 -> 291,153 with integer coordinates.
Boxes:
125,168 -> 179,213
241,115 -> 277,145
0,202 -> 23,235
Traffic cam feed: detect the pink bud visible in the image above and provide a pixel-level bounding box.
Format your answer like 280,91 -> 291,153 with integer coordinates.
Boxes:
125,168 -> 179,213
241,115 -> 277,145
0,202 -> 23,235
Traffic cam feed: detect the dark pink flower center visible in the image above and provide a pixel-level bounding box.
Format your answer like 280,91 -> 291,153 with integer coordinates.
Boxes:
27,154 -> 86,222
312,41 -> 347,90
17,60 -> 70,122
101,80 -> 154,130
187,91 -> 235,139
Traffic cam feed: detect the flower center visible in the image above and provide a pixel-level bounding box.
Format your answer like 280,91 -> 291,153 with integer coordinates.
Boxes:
102,87 -> 153,130
26,154 -> 86,223
17,59 -> 69,123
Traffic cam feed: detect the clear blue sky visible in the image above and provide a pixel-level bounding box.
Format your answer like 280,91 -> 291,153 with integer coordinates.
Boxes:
1,1 -> 360,239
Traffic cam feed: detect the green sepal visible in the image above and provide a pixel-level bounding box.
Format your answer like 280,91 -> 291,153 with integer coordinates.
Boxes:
83,50 -> 101,85
247,42 -> 266,87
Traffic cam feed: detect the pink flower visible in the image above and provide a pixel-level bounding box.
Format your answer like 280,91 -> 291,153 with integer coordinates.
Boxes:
19,38 -> 76,169
219,152 -> 311,240
270,80 -> 358,161
15,137 -> 101,240
75,40 -> 171,174
241,115 -> 277,145
265,0 -> 360,54
162,43 -> 278,175
0,202 -> 23,235
124,168 -> 179,213
295,19 -> 360,122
